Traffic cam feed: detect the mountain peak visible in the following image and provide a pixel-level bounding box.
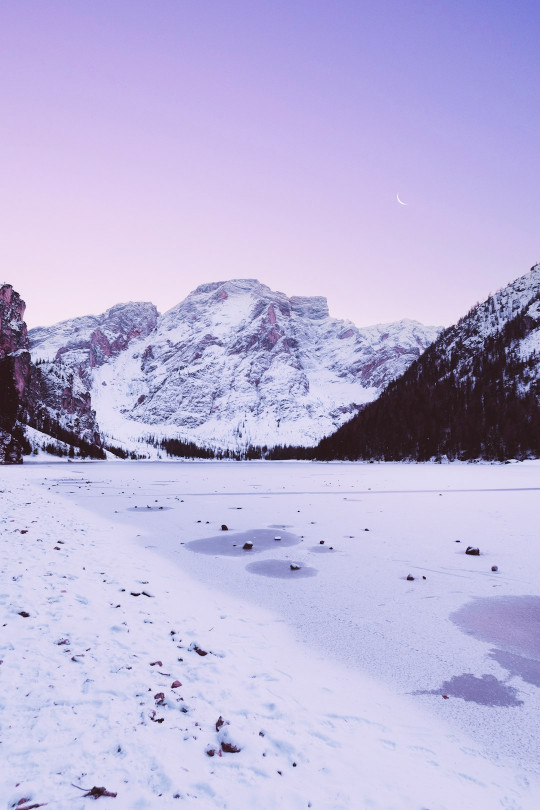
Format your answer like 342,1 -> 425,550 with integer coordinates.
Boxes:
290,296 -> 329,320
29,278 -> 439,449
192,278 -> 263,296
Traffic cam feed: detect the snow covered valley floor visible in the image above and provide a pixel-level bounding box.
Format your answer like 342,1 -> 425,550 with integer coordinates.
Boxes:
2,460 -> 540,809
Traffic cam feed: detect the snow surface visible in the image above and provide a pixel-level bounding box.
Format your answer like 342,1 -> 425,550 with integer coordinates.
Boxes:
2,461 -> 540,809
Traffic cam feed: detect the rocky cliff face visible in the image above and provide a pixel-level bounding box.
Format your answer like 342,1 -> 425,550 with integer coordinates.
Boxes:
0,284 -> 32,462
31,302 -> 159,374
0,284 -> 28,357
0,284 -> 31,401
30,280 -> 439,449
0,283 -> 109,461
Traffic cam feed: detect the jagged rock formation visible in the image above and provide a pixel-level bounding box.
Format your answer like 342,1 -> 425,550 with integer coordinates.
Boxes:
0,283 -> 106,462
29,280 -> 439,449
0,284 -> 28,356
316,264 -> 540,461
30,302 -> 159,376
0,284 -> 31,462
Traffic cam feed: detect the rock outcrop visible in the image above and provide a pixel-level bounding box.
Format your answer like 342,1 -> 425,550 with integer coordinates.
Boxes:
0,284 -> 31,462
30,302 -> 159,375
0,284 -> 28,356
0,283 -> 107,461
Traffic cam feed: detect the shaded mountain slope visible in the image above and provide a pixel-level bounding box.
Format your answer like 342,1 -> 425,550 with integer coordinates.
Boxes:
315,265 -> 540,461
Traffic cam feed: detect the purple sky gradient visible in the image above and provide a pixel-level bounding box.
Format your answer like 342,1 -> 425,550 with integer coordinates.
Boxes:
1,0 -> 539,329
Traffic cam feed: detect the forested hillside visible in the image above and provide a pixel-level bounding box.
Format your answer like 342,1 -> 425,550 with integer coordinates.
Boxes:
315,267 -> 540,461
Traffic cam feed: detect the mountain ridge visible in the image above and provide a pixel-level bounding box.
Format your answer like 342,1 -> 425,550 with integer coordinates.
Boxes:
29,278 -> 440,450
315,264 -> 540,461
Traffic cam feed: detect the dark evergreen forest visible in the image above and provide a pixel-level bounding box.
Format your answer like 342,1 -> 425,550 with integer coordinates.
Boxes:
314,300 -> 540,461
26,408 -> 106,459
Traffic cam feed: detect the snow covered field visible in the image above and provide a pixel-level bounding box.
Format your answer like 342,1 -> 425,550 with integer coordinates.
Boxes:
2,460 -> 540,809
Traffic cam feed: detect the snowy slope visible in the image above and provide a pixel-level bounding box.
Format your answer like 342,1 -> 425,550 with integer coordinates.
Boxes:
437,263 -> 540,382
29,279 -> 439,449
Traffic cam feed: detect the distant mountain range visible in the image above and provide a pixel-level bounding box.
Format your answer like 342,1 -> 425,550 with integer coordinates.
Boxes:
315,264 -> 540,461
1,266 -> 538,463
27,279 -> 439,452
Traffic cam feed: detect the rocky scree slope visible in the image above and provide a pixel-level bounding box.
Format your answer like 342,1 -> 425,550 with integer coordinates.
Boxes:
316,264 -> 540,461
29,279 -> 439,449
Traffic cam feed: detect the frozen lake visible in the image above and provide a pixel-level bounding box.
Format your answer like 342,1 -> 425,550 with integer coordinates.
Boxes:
23,458 -> 540,781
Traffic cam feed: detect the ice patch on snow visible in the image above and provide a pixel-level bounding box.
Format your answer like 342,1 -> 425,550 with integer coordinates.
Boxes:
245,560 -> 317,579
186,528 -> 301,556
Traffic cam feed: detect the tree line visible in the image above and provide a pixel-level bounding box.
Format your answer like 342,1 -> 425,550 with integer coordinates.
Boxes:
314,300 -> 540,461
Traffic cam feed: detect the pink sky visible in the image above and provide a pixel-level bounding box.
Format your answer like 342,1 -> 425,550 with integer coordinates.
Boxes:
1,1 -> 539,329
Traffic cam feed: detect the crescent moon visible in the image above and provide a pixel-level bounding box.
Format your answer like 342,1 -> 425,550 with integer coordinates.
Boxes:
396,193 -> 407,206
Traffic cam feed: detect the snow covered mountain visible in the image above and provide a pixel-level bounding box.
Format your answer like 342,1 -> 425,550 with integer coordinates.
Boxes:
29,279 -> 439,449
316,264 -> 540,460
30,301 -> 159,371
